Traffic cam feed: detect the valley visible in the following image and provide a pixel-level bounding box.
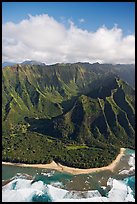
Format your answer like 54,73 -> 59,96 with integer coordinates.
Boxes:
2,62 -> 135,169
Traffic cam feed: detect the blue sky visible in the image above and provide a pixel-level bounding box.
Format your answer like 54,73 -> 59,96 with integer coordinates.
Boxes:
2,2 -> 135,35
2,2 -> 135,64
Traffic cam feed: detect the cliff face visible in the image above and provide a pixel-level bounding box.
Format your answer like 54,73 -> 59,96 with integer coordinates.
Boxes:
26,77 -> 135,148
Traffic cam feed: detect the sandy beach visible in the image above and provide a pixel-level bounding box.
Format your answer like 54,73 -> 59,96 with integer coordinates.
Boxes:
2,148 -> 125,175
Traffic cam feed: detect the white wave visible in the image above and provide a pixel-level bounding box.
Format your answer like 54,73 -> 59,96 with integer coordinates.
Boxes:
107,178 -> 135,202
107,178 -> 129,202
48,178 -> 135,202
86,190 -> 102,198
50,181 -> 63,188
2,177 -> 135,202
119,169 -> 131,175
41,170 -> 55,177
48,185 -> 108,202
128,154 -> 135,168
119,153 -> 135,175
2,178 -> 47,202
47,184 -> 68,201
41,172 -> 53,177
101,186 -> 106,190
125,186 -> 135,202
64,189 -> 102,200
55,197 -> 109,202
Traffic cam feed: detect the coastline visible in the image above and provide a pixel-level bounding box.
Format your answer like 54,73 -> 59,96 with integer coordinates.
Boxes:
2,148 -> 125,175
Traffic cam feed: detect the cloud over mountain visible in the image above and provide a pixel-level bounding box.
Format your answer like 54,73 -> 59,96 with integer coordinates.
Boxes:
2,14 -> 135,64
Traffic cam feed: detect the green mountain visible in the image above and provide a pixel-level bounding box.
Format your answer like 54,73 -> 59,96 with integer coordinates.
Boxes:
2,62 -> 135,168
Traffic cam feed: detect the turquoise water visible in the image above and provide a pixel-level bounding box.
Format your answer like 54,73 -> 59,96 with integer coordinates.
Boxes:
124,176 -> 135,197
125,148 -> 135,155
123,148 -> 135,198
2,148 -> 135,202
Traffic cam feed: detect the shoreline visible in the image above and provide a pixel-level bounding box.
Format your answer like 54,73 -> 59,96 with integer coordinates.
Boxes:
2,148 -> 126,175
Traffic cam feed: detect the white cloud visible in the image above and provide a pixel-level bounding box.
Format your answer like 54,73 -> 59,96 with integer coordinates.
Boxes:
79,18 -> 85,23
2,14 -> 135,64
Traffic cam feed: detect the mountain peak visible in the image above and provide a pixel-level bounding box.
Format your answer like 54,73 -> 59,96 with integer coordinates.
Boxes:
2,60 -> 46,68
2,61 -> 17,68
21,60 -> 46,66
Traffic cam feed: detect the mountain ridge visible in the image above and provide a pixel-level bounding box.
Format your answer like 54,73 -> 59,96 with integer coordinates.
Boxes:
2,62 -> 135,168
2,60 -> 46,68
2,61 -> 135,87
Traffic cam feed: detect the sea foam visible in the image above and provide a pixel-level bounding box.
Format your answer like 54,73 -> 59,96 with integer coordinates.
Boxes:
107,178 -> 134,202
2,177 -> 135,202
2,178 -> 47,202
119,153 -> 135,175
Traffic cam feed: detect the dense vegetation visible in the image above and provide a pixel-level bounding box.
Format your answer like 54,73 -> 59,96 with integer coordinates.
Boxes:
2,62 -> 135,168
2,131 -> 120,168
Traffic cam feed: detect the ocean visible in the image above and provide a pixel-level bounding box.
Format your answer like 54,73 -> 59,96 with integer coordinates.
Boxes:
2,148 -> 135,202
